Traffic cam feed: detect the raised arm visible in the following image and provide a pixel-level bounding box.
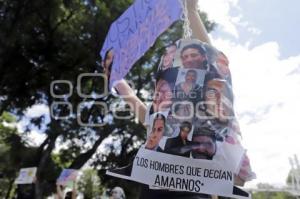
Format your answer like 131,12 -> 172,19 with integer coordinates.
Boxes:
71,181 -> 77,199
55,184 -> 64,199
102,0 -> 208,125
186,0 -> 211,44
102,51 -> 147,125
114,80 -> 147,124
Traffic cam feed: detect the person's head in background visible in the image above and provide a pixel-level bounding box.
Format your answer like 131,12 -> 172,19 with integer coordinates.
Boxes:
180,43 -> 207,69
64,191 -> 72,199
145,113 -> 166,150
110,186 -> 126,199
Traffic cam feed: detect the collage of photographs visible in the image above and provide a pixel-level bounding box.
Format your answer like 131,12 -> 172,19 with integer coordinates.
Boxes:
107,38 -> 254,189
144,38 -> 238,161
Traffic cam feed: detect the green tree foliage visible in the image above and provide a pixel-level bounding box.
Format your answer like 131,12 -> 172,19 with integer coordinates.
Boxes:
286,167 -> 300,186
77,169 -> 102,199
0,113 -> 19,198
252,191 -> 296,199
0,112 -> 62,198
252,183 -> 298,199
0,0 -> 215,198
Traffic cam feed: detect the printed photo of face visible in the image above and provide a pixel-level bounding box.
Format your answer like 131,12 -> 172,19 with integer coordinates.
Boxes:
153,79 -> 173,112
173,69 -> 203,104
185,69 -> 197,84
175,70 -> 199,95
145,114 -> 166,150
216,52 -> 230,78
173,102 -> 193,122
205,79 -> 229,122
191,134 -> 216,160
180,44 -> 207,69
161,44 -> 177,70
179,123 -> 192,142
163,121 -> 192,157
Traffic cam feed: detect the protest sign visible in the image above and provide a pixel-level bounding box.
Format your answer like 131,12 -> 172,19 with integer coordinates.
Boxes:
107,38 -> 255,198
57,169 -> 78,186
132,148 -> 234,195
100,0 -> 183,89
15,167 -> 37,184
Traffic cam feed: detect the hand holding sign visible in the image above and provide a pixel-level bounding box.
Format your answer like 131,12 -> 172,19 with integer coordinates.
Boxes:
15,167 -> 37,184
56,169 -> 78,187
100,0 -> 183,89
101,0 -> 255,198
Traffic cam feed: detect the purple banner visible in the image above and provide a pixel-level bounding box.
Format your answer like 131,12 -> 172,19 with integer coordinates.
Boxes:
100,0 -> 183,88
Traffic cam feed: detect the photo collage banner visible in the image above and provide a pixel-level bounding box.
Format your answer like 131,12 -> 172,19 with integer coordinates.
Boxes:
107,38 -> 255,198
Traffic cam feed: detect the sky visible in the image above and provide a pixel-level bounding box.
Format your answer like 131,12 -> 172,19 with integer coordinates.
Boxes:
16,0 -> 300,189
198,0 -> 300,187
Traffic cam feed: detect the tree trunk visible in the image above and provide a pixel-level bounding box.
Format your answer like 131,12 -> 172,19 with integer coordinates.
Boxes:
69,134 -> 104,169
5,178 -> 14,199
35,136 -> 58,199
35,120 -> 60,199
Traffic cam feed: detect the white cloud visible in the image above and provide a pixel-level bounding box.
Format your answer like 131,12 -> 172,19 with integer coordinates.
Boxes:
198,0 -> 300,187
17,104 -> 50,146
198,0 -> 261,38
247,27 -> 262,35
198,0 -> 241,38
26,129 -> 47,147
211,29 -> 300,187
25,104 -> 49,118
